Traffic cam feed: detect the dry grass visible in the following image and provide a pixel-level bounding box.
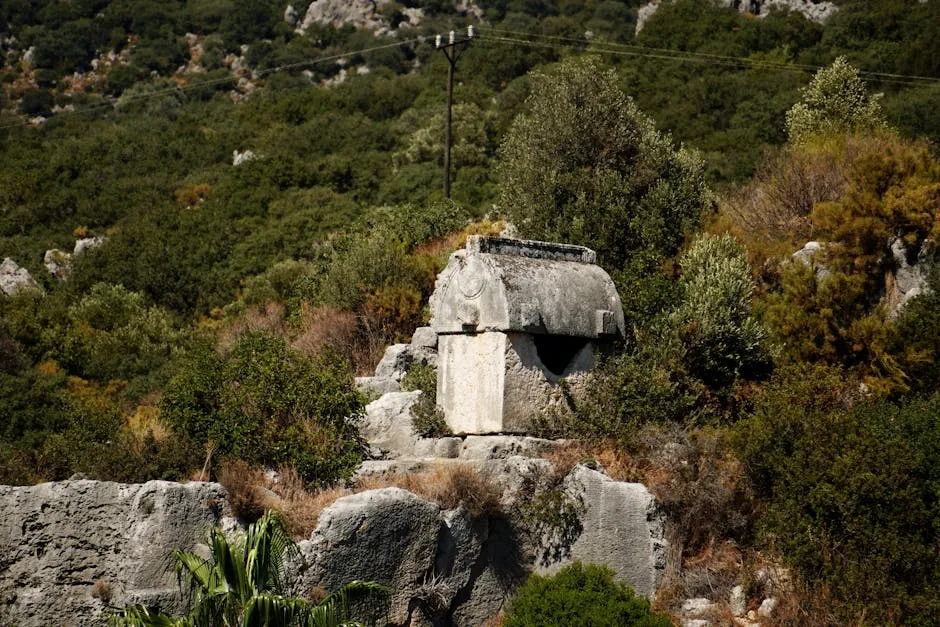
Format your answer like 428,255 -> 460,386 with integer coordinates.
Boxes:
125,405 -> 168,442
290,304 -> 359,362
217,460 -> 279,522
356,463 -> 502,518
216,462 -> 505,539
91,579 -> 112,604
272,467 -> 347,538
218,301 -> 287,351
543,440 -> 643,483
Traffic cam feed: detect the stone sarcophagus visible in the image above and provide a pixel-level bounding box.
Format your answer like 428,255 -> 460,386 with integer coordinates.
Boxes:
429,236 -> 626,434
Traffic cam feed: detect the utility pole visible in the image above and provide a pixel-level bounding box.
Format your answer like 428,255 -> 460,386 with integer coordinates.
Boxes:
435,26 -> 474,199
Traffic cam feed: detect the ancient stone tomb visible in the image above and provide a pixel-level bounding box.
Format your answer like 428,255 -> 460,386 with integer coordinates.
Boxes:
430,236 -> 625,434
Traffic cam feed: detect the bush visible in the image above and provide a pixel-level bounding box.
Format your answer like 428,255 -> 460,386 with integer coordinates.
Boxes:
736,365 -> 940,623
671,233 -> 772,387
503,562 -> 672,627
160,332 -> 365,486
785,57 -> 888,145
401,363 -> 450,438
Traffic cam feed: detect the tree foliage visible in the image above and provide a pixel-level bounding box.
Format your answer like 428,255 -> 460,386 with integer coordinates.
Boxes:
785,57 -> 888,145
736,365 -> 940,624
671,233 -> 772,387
160,332 -> 364,485
498,56 -> 712,273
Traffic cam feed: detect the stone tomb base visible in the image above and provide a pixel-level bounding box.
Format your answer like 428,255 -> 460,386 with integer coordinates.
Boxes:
437,331 -> 595,434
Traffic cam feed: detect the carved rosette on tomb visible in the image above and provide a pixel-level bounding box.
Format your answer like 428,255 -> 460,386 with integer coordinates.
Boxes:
429,236 -> 626,434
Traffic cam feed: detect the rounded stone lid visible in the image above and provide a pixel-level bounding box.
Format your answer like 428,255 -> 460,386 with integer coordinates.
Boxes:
429,236 -> 626,339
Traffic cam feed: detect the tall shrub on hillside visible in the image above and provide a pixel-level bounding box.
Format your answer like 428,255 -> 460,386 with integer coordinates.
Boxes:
498,56 -> 712,291
763,135 -> 940,394
671,233 -> 772,387
785,56 -> 888,145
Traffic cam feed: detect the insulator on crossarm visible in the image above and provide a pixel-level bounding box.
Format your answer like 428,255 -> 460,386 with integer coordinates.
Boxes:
468,25 -> 474,39
435,34 -> 441,48
449,30 -> 455,45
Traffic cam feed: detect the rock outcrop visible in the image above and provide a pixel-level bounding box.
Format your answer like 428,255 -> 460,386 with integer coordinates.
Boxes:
0,480 -> 229,627
887,236 -> 935,315
0,258 -> 39,296
536,465 -> 667,598
636,0 -> 838,34
356,331 -> 438,397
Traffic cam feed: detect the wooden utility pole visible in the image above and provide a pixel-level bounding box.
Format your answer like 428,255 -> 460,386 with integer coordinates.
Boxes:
435,27 -> 474,198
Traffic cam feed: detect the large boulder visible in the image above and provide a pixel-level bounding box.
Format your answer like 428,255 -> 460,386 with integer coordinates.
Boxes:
297,488 -> 442,624
360,390 -> 423,458
0,480 -> 227,627
536,465 -> 668,598
0,258 -> 39,296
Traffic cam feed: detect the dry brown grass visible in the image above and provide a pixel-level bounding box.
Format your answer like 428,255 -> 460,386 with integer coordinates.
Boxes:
215,462 -> 505,539
272,467 -> 348,538
218,301 -> 287,351
357,463 -> 503,518
544,440 -> 643,483
290,304 -> 359,362
91,579 -> 112,603
217,460 -> 279,522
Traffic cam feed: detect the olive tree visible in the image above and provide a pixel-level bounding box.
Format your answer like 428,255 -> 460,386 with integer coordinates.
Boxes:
785,56 -> 888,144
498,56 -> 712,274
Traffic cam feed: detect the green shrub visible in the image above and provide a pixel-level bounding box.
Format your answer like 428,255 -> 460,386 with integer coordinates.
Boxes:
893,265 -> 940,393
503,562 -> 671,627
785,57 -> 888,145
671,233 -> 772,387
401,363 -> 450,438
736,365 -> 940,623
568,329 -> 713,439
160,331 -> 365,486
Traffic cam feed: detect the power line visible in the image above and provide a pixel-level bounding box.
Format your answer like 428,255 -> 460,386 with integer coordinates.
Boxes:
478,27 -> 940,86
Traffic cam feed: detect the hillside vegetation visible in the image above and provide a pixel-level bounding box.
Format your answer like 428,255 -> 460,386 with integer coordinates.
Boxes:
2,0 -> 940,623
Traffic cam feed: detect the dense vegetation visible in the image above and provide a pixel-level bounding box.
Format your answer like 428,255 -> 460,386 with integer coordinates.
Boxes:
503,562 -> 672,626
2,0 -> 940,623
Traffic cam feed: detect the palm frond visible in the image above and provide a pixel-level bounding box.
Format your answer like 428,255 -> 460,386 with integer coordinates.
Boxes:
110,604 -> 193,627
244,510 -> 297,594
316,580 -> 391,626
243,592 -> 314,627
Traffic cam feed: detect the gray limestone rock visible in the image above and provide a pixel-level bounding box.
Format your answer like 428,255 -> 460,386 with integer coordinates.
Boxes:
73,236 -> 105,256
0,258 -> 39,296
355,375 -> 401,396
43,249 -> 71,280
374,343 -> 414,381
284,4 -> 299,26
459,435 -> 558,460
0,480 -> 227,627
536,465 -> 667,598
888,236 -> 935,315
360,390 -> 422,458
299,488 -> 442,624
730,584 -> 747,616
636,0 -> 836,35
411,326 -> 438,349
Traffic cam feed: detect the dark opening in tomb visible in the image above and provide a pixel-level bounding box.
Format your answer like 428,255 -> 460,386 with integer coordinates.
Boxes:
534,335 -> 589,376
